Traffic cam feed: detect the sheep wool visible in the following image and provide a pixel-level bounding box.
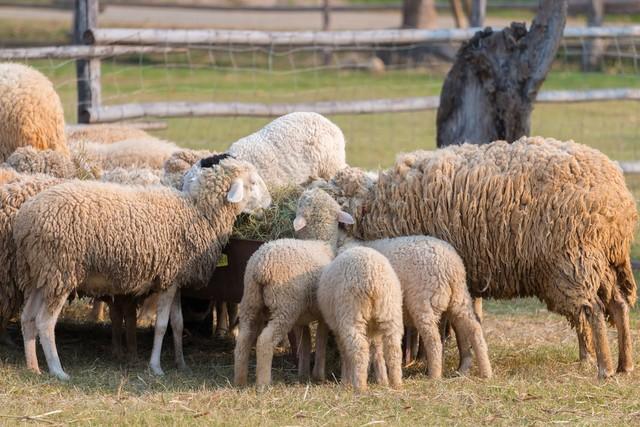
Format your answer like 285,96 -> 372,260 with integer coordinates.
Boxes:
66,124 -> 155,144
15,155 -> 271,380
69,137 -> 180,170
162,149 -> 217,189
100,167 -> 163,187
0,63 -> 68,161
317,246 -> 404,391
331,136 -> 637,378
227,112 -> 347,187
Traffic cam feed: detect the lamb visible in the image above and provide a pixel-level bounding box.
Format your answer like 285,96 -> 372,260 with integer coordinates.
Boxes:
316,246 -> 404,391
0,174 -> 63,346
0,63 -> 68,161
14,153 -> 271,380
227,112 -> 346,187
294,188 -> 492,379
162,149 -> 216,189
319,136 -> 637,378
69,137 -> 180,170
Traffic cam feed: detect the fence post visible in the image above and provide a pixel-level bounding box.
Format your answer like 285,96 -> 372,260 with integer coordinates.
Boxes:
74,0 -> 101,124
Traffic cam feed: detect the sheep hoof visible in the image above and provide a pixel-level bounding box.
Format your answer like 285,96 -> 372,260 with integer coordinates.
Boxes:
176,363 -> 191,374
149,364 -> 165,376
597,368 -> 614,380
52,370 -> 70,381
616,364 -> 634,374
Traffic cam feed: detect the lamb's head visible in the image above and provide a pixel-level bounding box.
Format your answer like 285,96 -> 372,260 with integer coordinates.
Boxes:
294,187 -> 353,248
162,149 -> 214,190
184,153 -> 271,214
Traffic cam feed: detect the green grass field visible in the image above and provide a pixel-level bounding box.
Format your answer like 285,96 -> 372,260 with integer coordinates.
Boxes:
2,36 -> 640,425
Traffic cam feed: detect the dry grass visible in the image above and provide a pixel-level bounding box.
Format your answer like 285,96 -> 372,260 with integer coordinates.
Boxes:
1,300 -> 640,425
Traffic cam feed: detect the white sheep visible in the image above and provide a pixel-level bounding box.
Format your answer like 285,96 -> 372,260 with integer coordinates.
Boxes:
69,137 -> 180,171
316,246 -> 404,391
14,154 -> 271,380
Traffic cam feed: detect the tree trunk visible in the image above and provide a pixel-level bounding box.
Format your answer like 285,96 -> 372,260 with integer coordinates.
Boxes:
402,0 -> 438,29
582,0 -> 606,71
450,0 -> 468,28
436,0 -> 567,147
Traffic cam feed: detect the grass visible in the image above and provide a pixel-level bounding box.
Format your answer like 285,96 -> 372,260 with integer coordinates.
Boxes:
3,299 -> 640,425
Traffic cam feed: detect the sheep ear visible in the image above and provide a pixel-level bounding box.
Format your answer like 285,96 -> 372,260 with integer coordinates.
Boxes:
293,216 -> 307,231
337,211 -> 354,225
227,178 -> 244,203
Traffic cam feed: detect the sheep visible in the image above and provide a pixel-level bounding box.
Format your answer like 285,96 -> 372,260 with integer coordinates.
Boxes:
0,168 -> 20,185
162,149 -> 217,190
4,146 -> 101,180
319,136 -> 637,378
316,246 -> 404,391
294,188 -> 492,379
0,174 -> 63,347
100,167 -> 163,187
0,63 -> 68,161
66,124 -> 155,145
69,137 -> 180,171
227,112 -> 347,187
14,153 -> 271,380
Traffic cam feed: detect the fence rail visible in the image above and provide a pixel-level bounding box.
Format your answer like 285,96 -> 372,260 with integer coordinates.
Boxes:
84,25 -> 640,46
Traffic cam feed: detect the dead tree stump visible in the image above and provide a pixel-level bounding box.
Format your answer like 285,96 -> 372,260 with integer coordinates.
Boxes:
436,0 -> 567,147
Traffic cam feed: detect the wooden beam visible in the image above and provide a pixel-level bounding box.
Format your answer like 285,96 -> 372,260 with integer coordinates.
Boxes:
74,0 -> 101,124
0,45 -> 180,60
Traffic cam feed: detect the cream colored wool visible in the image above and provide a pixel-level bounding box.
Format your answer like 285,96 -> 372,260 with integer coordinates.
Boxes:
15,156 -> 270,380
4,146 -> 102,180
69,137 -> 180,170
234,238 -> 335,387
0,63 -> 68,161
227,112 -> 347,187
162,149 -> 217,189
0,168 -> 20,185
317,246 -> 403,391
100,167 -> 163,187
296,188 -> 491,378
66,124 -> 154,144
0,174 -> 63,345
326,136 -> 638,378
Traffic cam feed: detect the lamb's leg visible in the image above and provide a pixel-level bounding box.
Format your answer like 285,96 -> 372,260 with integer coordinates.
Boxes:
473,298 -> 483,322
107,297 -> 124,360
342,327 -> 370,391
123,296 -> 138,360
576,317 -> 595,364
312,320 -> 329,381
169,288 -> 187,371
608,295 -> 633,373
227,303 -> 239,338
452,311 -> 492,378
0,318 -> 15,347
413,314 -> 442,379
298,324 -> 312,380
233,312 -> 260,386
149,285 -> 178,376
382,328 -> 403,389
586,303 -> 614,379
371,334 -> 388,386
402,327 -> 413,366
336,336 -> 351,385
256,318 -> 296,388
450,315 -> 473,375
21,289 -> 44,374
91,300 -> 106,322
410,329 -> 420,361
36,292 -> 71,381
214,302 -> 229,337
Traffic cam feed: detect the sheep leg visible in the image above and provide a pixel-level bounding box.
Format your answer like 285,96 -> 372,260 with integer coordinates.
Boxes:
382,328 -> 403,389
451,316 -> 473,375
36,292 -> 71,381
233,310 -> 261,386
298,324 -> 312,380
335,334 -> 352,385
90,300 -> 106,322
576,319 -> 595,364
0,319 -> 15,347
21,289 -> 44,374
214,302 -> 229,337
402,327 -> 413,366
452,311 -> 492,378
170,289 -> 187,371
473,298 -> 483,322
371,334 -> 388,386
312,320 -> 329,381
410,329 -> 420,361
414,315 -> 442,379
256,318 -> 296,388
586,303 -> 614,379
107,297 -> 124,360
149,285 -> 178,376
123,297 -> 138,360
227,303 -> 239,338
608,295 -> 633,373
341,327 -> 370,392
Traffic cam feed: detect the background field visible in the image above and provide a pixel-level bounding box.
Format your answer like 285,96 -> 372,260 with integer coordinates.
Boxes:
1,6 -> 640,425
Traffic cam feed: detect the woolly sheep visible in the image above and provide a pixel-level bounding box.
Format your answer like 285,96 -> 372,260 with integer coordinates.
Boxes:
4,146 -> 101,180
294,188 -> 492,379
227,112 -> 346,187
0,63 -> 68,161
14,154 -> 271,380
316,246 -> 404,391
100,167 -> 163,187
0,174 -> 63,346
66,124 -> 155,145
320,136 -> 637,378
162,149 -> 217,189
69,137 -> 180,171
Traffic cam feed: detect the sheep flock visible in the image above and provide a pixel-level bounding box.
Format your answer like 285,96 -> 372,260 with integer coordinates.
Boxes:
0,62 -> 637,392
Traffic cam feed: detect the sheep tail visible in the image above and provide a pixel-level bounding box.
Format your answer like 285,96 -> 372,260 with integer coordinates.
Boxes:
615,258 -> 637,307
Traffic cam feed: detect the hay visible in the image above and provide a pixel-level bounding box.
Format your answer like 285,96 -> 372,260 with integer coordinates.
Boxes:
232,185 -> 302,241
